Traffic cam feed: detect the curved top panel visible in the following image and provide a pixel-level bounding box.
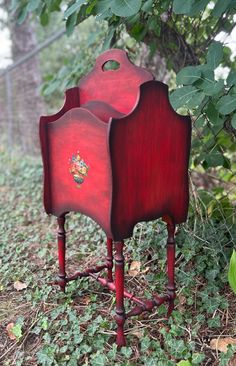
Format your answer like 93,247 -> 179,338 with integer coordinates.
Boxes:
78,49 -> 154,115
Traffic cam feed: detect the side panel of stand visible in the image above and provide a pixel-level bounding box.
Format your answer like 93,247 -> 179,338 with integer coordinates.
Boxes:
40,108 -> 112,236
109,80 -> 192,240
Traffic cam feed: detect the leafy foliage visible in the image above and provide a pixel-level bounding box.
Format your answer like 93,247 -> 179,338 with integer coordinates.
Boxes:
228,250 -> 236,294
0,145 -> 235,365
10,0 -> 236,173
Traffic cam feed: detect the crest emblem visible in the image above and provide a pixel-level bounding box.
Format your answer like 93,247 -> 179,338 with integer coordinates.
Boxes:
69,151 -> 89,188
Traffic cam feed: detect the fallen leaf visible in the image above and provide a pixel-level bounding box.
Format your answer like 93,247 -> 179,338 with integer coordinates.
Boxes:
130,329 -> 143,339
128,261 -> 141,277
6,323 -> 16,340
228,355 -> 236,366
210,337 -> 236,353
13,281 -> 27,291
80,295 -> 91,305
179,294 -> 187,305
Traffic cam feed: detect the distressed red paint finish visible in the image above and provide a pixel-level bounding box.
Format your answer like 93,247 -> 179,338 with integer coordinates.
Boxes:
40,49 -> 191,346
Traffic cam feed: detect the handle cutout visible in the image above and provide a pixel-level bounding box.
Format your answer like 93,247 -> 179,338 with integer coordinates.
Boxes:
102,60 -> 120,71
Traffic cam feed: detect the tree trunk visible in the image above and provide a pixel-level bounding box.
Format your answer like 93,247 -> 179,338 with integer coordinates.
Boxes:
1,0 -> 45,154
9,19 -> 45,155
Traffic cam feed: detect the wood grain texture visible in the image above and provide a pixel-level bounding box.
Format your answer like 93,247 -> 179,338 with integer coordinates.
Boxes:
41,108 -> 112,237
109,80 -> 191,240
79,49 -> 154,115
40,49 -> 191,241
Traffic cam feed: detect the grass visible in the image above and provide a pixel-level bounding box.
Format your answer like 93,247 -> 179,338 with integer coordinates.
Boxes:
0,144 -> 236,366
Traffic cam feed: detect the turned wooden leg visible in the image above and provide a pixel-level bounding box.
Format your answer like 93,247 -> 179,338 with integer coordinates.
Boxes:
106,237 -> 113,282
166,222 -> 176,317
57,215 -> 66,292
115,240 -> 126,346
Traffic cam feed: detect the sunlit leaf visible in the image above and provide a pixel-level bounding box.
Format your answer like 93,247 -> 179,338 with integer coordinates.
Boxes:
64,0 -> 87,18
217,95 -> 236,115
111,0 -> 142,17
228,250 -> 236,294
176,66 -> 201,85
207,41 -> 223,69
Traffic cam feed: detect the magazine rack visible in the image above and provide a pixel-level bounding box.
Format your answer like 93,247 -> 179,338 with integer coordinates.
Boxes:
40,49 -> 191,346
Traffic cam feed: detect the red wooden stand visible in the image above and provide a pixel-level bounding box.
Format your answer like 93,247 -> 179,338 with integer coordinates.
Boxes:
40,49 -> 191,346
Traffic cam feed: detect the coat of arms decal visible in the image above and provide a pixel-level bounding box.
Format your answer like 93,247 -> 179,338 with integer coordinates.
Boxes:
69,151 -> 89,188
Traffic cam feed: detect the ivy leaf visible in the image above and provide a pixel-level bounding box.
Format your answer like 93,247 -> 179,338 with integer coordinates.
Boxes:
176,361 -> 192,366
176,66 -> 201,85
111,0 -> 142,17
207,41 -> 223,69
121,346 -> 133,358
228,250 -> 236,294
217,95 -> 236,115
64,0 -> 87,18
90,353 -> 107,366
170,86 -> 204,109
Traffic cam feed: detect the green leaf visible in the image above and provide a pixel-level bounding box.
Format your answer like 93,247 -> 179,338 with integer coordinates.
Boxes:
12,323 -> 23,339
199,79 -> 224,96
90,353 -> 107,366
27,0 -> 41,12
188,0 -> 209,16
10,0 -> 20,11
217,95 -> 236,115
207,41 -> 223,69
170,86 -> 204,109
186,91 -> 205,108
66,12 -> 77,36
212,0 -> 232,17
17,6 -> 28,25
173,0 -> 208,15
205,102 -> 222,124
40,10 -> 50,26
227,70 -> 236,86
204,151 -> 225,168
228,250 -> 236,294
102,29 -> 115,50
142,0 -> 153,12
95,0 -> 111,15
231,114 -> 236,129
64,0 -> 87,18
173,0 -> 193,14
130,23 -> 147,41
121,346 -> 133,358
176,66 -> 201,85
176,361 -> 192,366
111,0 -> 142,17
191,352 -> 205,365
